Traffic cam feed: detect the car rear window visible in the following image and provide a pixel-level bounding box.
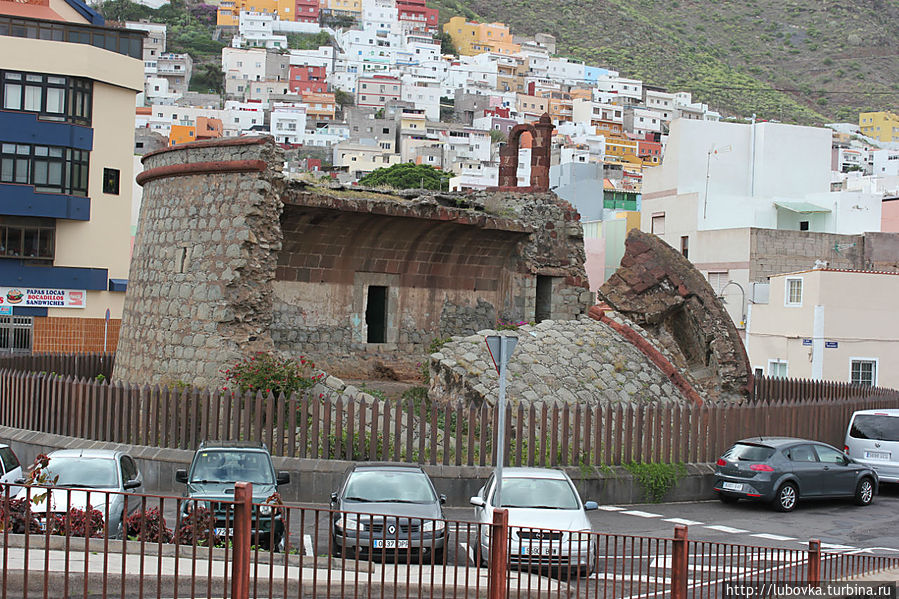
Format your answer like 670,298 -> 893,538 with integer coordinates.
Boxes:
850,414 -> 899,442
722,443 -> 775,462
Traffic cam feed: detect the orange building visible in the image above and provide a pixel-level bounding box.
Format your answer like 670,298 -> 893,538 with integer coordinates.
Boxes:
196,117 -> 224,140
302,92 -> 336,122
168,124 -> 196,146
443,16 -> 521,56
540,91 -> 573,123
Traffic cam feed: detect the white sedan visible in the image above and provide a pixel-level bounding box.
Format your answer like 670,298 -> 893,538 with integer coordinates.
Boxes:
470,467 -> 598,576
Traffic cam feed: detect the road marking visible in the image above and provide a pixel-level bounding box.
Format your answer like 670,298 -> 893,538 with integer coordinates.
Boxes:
664,518 -> 704,526
598,505 -> 626,511
703,525 -> 749,534
459,541 -> 476,565
819,542 -> 857,551
303,534 -> 313,556
621,510 -> 663,518
751,533 -> 796,541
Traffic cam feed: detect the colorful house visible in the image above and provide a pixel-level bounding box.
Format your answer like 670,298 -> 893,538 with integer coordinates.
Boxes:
443,16 -> 520,56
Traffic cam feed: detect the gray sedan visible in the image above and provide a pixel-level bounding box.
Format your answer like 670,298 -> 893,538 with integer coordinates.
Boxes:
714,437 -> 878,512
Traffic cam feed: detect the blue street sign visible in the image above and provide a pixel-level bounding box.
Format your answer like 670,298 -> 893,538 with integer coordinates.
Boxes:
802,339 -> 812,346
825,341 -> 838,349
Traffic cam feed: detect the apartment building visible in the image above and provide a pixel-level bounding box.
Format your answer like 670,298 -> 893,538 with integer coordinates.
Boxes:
0,0 -> 143,352
859,111 -> 899,143
442,16 -> 520,56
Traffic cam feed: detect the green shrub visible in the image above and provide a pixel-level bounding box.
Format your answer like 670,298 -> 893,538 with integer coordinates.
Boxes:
624,462 -> 687,503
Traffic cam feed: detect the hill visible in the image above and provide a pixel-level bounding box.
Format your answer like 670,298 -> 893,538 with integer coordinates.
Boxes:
430,0 -> 899,125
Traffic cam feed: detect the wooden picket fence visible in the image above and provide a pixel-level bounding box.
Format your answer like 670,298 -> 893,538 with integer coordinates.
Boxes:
2,353 -> 899,466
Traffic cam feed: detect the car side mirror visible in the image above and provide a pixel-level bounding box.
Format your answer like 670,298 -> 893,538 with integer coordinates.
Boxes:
175,469 -> 188,484
439,494 -> 446,505
470,496 -> 485,507
584,501 -> 599,511
330,492 -> 339,505
276,472 -> 290,485
124,479 -> 141,490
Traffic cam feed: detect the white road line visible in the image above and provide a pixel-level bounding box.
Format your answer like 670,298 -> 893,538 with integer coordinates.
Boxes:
621,510 -> 663,518
598,505 -> 626,511
303,534 -> 313,556
819,542 -> 858,551
847,547 -> 899,555
663,518 -> 704,526
751,533 -> 796,541
703,525 -> 749,534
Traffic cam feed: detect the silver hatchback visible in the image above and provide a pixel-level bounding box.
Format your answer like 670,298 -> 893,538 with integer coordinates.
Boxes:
845,409 -> 899,483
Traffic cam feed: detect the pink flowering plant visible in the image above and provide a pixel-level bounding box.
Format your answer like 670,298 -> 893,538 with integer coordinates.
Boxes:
221,353 -> 324,397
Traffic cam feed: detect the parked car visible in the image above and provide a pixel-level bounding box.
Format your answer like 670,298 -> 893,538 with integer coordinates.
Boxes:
330,463 -> 446,562
470,467 -> 598,576
176,441 -> 290,550
14,448 -> 142,537
0,444 -> 22,496
844,409 -> 899,483
714,437 -> 878,512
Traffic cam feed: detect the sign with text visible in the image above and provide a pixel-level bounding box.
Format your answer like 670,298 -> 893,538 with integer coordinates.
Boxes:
0,306 -> 11,315
825,341 -> 838,349
802,339 -> 812,346
0,287 -> 86,308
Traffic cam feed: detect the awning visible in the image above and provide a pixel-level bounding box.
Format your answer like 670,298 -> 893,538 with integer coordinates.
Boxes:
773,201 -> 831,214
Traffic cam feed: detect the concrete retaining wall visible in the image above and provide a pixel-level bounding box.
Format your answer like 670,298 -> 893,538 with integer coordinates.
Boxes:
0,426 -> 717,506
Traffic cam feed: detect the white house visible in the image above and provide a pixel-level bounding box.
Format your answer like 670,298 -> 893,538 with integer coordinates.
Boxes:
270,102 -> 308,144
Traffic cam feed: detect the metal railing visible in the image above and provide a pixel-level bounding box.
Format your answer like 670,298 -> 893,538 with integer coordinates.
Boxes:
2,482 -> 898,599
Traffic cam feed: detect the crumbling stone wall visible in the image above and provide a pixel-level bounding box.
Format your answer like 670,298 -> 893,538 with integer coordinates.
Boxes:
598,229 -> 751,400
114,138 -> 285,387
429,316 -> 690,406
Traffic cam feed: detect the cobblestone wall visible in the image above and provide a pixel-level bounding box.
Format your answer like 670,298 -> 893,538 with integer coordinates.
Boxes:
114,138 -> 285,387
429,316 -> 689,406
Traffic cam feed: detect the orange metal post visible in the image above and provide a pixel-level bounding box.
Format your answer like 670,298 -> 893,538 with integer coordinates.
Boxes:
488,508 -> 509,599
671,525 -> 689,599
231,482 -> 253,599
808,539 -> 821,585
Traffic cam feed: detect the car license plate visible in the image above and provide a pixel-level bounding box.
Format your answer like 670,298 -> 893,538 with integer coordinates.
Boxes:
865,451 -> 890,460
372,539 -> 409,549
215,528 -> 233,537
722,481 -> 743,491
521,545 -> 556,556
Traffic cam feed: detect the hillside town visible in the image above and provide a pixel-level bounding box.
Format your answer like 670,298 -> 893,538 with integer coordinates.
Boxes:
3,0 -> 899,595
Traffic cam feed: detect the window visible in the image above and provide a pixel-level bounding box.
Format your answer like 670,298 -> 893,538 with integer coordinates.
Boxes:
650,212 -> 665,234
786,444 -> 816,462
680,236 -> 689,258
1,143 -> 88,196
768,360 -> 788,378
799,220 -> 809,231
814,445 -> 846,464
785,277 -> 803,307
103,168 -> 120,195
850,359 -> 877,386
0,70 -> 92,125
707,271 -> 728,294
0,217 -> 55,260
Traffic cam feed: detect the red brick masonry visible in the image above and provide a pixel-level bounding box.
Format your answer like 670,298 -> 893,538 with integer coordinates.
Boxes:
587,303 -> 704,405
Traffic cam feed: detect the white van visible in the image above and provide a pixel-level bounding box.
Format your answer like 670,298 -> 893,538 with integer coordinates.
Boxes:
844,409 -> 899,483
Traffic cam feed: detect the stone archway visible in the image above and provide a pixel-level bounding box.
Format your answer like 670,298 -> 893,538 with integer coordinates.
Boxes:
495,113 -> 554,191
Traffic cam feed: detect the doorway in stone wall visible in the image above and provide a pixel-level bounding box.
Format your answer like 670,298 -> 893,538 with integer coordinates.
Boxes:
535,275 -> 552,323
366,285 -> 388,343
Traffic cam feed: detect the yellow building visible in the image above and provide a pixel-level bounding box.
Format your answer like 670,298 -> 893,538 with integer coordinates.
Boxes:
859,111 -> 899,143
443,16 -> 520,56
604,135 -> 641,166
323,0 -> 361,16
0,0 -> 143,352
217,0 -> 297,27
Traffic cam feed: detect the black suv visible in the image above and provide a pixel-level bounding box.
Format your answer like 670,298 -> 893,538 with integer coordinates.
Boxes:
176,441 -> 290,549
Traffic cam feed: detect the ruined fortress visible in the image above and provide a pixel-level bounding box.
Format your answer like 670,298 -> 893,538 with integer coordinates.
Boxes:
115,130 -> 750,404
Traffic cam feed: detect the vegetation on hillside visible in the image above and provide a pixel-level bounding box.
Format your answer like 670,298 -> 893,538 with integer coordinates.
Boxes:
358,163 -> 453,190
287,31 -> 332,50
96,0 -> 225,58
430,0 -> 899,124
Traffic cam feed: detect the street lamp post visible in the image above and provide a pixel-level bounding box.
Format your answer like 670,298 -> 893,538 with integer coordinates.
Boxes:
703,145 -> 731,220
718,280 -> 746,328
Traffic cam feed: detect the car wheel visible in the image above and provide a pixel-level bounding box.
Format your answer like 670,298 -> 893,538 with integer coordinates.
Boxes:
718,493 -> 739,504
474,544 -> 488,567
855,477 -> 875,506
773,482 -> 798,512
430,547 -> 445,565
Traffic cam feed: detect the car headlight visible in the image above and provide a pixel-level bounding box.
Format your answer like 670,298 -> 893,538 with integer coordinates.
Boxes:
259,504 -> 272,516
422,520 -> 445,533
336,516 -> 365,531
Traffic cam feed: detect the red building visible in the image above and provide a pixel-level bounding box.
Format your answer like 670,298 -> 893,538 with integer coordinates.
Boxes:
637,138 -> 663,164
396,0 -> 438,32
294,0 -> 319,23
289,65 -> 327,94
